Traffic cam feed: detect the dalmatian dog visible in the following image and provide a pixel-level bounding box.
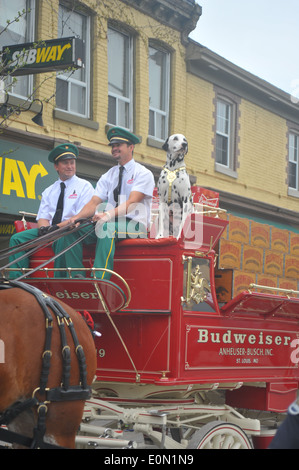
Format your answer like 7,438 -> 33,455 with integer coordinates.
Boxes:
156,134 -> 192,238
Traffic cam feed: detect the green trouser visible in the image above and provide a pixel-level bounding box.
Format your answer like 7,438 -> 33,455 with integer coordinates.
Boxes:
53,217 -> 147,279
8,228 -> 40,279
7,227 -> 66,279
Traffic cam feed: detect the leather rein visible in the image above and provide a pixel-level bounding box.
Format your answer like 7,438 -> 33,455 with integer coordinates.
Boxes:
0,218 -> 95,280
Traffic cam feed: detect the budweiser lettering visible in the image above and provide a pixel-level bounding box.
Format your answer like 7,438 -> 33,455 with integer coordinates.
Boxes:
197,328 -> 291,346
56,289 -> 99,299
185,326 -> 297,368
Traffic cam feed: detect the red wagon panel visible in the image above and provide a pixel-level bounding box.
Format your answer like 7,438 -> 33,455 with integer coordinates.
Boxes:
9,192 -> 299,448
14,211 -> 299,415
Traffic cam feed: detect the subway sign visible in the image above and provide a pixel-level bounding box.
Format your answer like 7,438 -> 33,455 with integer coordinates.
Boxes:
1,37 -> 84,76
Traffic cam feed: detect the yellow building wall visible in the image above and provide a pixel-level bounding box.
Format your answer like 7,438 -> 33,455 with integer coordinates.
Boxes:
237,101 -> 288,207
3,0 -> 299,216
185,75 -> 215,179
5,1 -> 184,167
27,1 -> 187,170
185,73 -> 297,213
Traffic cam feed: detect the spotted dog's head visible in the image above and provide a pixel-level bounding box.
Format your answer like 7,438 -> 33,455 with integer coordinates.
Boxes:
162,134 -> 188,169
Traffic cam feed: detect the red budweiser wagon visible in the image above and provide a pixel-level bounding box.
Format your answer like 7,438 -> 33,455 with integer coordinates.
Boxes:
7,187 -> 299,449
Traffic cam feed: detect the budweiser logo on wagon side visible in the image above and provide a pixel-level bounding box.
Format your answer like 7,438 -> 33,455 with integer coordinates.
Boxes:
185,326 -> 299,370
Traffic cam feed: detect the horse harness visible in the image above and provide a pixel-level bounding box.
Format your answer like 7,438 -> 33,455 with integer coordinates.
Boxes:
0,279 -> 92,449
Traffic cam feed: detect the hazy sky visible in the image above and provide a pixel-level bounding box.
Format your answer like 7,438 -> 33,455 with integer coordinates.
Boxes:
189,0 -> 299,96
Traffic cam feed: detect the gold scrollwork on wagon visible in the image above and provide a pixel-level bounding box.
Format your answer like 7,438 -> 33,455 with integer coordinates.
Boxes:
190,265 -> 211,304
182,256 -> 211,305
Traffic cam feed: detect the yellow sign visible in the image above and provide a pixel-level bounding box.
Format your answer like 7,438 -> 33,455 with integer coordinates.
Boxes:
0,223 -> 15,237
0,157 -> 48,199
0,140 -> 56,216
11,43 -> 72,68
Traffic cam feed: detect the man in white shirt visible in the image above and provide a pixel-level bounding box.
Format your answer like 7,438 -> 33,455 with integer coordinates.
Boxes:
55,127 -> 155,279
8,143 -> 94,278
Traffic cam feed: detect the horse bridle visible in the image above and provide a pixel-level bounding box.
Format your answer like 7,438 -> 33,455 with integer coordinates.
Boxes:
0,279 -> 92,449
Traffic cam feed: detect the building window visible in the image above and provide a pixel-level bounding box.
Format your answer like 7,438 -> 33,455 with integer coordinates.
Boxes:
213,90 -> 240,178
0,0 -> 35,98
56,4 -> 90,117
288,132 -> 299,191
148,45 -> 170,141
107,27 -> 133,130
216,99 -> 231,167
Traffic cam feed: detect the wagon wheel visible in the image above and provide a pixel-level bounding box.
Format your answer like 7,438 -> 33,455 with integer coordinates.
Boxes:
188,421 -> 252,449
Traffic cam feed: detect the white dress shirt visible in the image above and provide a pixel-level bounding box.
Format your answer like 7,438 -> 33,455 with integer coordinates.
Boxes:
94,159 -> 154,228
37,175 -> 94,224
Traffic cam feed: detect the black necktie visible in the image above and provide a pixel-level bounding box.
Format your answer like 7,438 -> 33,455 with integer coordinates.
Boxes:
113,166 -> 124,207
52,182 -> 66,225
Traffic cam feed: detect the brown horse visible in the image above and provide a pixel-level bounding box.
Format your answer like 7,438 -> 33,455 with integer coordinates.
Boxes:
0,281 -> 97,448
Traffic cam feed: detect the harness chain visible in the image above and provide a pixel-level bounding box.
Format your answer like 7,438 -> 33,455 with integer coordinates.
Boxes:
0,279 -> 92,449
163,166 -> 186,204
